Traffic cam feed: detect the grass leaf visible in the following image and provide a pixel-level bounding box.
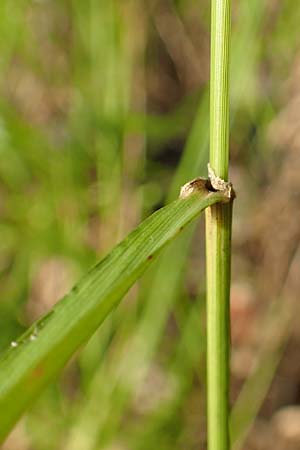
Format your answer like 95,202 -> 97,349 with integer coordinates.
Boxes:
0,186 -> 226,443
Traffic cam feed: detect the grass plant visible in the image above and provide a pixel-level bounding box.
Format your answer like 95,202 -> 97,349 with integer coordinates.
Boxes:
0,1 -> 298,449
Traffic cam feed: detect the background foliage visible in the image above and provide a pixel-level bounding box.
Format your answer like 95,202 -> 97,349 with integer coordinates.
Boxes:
1,1 -> 300,449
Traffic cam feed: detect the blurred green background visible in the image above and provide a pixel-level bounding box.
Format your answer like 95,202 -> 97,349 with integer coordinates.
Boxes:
1,1 -> 300,449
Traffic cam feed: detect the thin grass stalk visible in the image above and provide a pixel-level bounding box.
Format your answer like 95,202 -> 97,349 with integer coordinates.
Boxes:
206,1 -> 232,450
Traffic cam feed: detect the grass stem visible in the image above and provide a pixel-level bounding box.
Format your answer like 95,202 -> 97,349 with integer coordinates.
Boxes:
210,0 -> 231,180
206,1 -> 232,449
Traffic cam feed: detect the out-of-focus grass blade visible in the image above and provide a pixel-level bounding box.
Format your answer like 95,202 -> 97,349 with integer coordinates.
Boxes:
167,91 -> 210,201
231,344 -> 285,450
231,300 -> 293,449
0,188 -> 226,443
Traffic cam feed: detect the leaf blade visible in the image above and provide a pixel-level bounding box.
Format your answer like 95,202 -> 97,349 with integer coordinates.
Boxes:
0,187 -> 225,442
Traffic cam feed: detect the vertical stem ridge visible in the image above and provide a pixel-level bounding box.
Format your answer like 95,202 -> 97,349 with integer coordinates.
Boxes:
206,1 -> 232,450
210,0 -> 231,180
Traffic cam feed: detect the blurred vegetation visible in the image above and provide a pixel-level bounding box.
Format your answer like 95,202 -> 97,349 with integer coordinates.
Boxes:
1,1 -> 300,449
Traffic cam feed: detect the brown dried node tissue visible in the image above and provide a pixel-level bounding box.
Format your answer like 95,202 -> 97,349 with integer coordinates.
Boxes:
179,164 -> 234,200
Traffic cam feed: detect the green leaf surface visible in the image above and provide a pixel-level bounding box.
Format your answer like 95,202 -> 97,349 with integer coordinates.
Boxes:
0,186 -> 226,443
